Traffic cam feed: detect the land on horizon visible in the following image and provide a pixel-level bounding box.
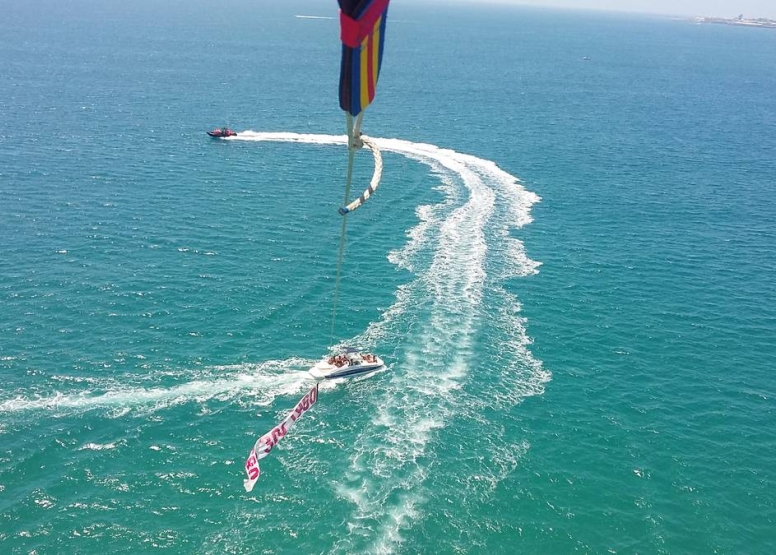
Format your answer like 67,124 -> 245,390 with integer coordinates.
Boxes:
695,14 -> 776,28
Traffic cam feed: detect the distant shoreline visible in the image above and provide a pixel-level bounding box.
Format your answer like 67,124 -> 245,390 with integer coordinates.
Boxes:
695,16 -> 776,29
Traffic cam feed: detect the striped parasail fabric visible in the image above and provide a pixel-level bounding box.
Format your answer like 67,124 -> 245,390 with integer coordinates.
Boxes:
338,0 -> 390,117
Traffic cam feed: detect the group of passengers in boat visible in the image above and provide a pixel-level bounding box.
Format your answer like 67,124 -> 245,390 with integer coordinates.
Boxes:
327,352 -> 377,367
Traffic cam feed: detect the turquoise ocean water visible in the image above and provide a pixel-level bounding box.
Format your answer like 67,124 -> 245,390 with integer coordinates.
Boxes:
1,1 -> 775,553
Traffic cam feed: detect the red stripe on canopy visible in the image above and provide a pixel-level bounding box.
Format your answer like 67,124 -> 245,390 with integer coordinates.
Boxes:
340,0 -> 390,48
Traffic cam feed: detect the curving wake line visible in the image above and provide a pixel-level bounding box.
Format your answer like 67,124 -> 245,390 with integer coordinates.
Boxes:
232,131 -> 550,553
1,131 -> 549,553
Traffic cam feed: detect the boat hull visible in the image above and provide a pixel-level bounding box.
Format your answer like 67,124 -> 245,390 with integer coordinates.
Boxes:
309,358 -> 384,380
207,129 -> 236,138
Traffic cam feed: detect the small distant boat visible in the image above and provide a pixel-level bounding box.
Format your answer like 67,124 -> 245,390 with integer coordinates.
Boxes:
308,348 -> 384,380
207,127 -> 237,138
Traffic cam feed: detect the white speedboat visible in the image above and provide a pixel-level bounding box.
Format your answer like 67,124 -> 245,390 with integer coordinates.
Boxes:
308,349 -> 384,380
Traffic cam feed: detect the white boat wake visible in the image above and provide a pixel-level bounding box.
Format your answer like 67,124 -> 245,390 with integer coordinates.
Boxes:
0,359 -> 313,417
232,131 -> 550,553
1,131 -> 550,554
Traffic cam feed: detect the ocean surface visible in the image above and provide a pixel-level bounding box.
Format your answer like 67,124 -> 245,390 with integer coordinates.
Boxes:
1,1 -> 775,553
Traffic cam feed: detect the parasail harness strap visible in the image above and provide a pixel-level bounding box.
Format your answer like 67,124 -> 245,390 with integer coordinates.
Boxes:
338,135 -> 383,216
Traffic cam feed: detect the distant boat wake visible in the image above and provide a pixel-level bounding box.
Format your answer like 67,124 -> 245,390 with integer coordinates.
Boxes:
295,14 -> 336,20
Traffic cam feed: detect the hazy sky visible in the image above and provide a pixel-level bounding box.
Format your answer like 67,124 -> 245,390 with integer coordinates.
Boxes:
444,0 -> 776,19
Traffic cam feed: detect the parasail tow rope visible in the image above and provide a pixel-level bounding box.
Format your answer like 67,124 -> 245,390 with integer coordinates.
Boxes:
329,113 -> 383,344
329,113 -> 360,343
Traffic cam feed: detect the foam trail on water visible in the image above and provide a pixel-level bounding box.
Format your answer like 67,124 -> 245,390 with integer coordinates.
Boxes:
232,131 -> 548,552
0,132 -> 545,553
0,359 -> 313,417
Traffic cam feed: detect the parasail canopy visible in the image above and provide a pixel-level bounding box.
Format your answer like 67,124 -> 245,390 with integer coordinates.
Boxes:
338,0 -> 390,117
